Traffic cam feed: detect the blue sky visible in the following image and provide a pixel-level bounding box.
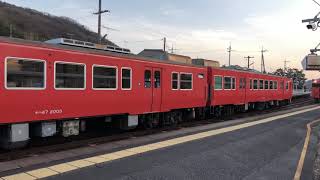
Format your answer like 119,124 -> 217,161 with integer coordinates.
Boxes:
3,0 -> 320,79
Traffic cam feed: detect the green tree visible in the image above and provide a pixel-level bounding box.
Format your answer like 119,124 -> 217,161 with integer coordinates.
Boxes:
273,68 -> 307,89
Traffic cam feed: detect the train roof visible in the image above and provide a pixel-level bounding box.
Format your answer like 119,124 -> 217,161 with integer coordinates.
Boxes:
219,65 -> 287,78
0,36 -> 205,69
0,37 -> 289,79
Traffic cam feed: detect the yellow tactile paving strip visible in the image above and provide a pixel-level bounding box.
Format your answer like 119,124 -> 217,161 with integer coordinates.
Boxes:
48,164 -> 77,173
2,173 -> 36,180
27,168 -> 58,179
2,106 -> 319,180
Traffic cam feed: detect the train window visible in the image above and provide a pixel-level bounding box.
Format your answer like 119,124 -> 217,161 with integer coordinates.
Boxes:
121,68 -> 131,90
93,65 -> 117,90
144,70 -> 151,88
242,78 -> 246,89
214,76 -> 223,90
250,79 -> 253,90
6,58 -> 45,89
224,77 -> 232,90
239,78 -> 244,89
253,80 -> 258,90
280,81 -> 284,89
286,82 -> 289,90
265,81 -> 269,90
172,73 -> 179,90
239,78 -> 242,89
232,77 -> 236,90
154,71 -> 161,88
180,73 -> 192,90
259,80 -> 264,89
269,81 -> 274,89
55,62 -> 85,89
274,81 -> 278,89
312,83 -> 320,87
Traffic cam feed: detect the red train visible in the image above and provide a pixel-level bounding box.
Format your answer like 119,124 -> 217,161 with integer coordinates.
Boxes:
0,37 -> 293,148
312,79 -> 320,102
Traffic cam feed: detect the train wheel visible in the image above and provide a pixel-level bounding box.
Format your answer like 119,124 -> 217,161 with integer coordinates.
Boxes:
214,106 -> 222,118
140,114 -> 160,129
162,112 -> 178,127
195,108 -> 206,120
170,112 -> 179,126
141,116 -> 153,129
152,113 -> 160,128
176,112 -> 183,123
256,102 -> 266,111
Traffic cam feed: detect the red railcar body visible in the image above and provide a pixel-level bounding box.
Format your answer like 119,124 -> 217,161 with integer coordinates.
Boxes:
210,68 -> 293,107
0,37 -> 293,148
0,39 -> 207,124
312,79 -> 320,101
0,38 -> 294,124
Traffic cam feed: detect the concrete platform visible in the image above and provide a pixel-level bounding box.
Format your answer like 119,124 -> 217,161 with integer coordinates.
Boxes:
0,105 -> 319,180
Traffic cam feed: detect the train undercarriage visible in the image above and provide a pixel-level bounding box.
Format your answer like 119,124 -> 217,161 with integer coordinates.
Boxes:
0,99 -> 291,149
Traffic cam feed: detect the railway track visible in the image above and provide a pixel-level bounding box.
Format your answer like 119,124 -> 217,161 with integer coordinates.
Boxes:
0,96 -> 313,162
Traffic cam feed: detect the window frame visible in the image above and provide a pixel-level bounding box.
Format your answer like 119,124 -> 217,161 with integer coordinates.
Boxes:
280,81 -> 284,90
154,70 -> 161,89
264,80 -> 269,90
121,67 -> 132,90
269,80 -> 274,90
144,69 -> 152,88
273,80 -> 278,90
54,61 -> 86,90
250,79 -> 253,90
231,77 -> 236,90
92,64 -> 118,91
239,78 -> 246,89
180,72 -> 193,91
5,56 -> 47,90
171,72 -> 179,90
214,75 -> 223,90
253,79 -> 259,90
223,76 -> 233,90
259,79 -> 264,90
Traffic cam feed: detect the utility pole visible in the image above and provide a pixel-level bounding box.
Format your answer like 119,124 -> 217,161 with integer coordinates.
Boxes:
284,60 -> 290,70
93,0 -> 110,43
163,37 -> 166,52
227,42 -> 232,66
244,56 -> 254,69
169,43 -> 179,54
261,47 -> 268,73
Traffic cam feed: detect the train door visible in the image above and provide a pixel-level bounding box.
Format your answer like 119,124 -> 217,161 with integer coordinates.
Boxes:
281,80 -> 285,98
144,68 -> 153,112
239,77 -> 246,103
152,68 -> 162,112
144,67 -> 162,112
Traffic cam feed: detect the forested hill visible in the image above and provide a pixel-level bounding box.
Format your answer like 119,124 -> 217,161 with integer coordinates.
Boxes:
0,1 -> 117,46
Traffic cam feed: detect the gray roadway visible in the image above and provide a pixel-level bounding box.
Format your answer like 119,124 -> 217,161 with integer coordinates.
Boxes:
46,110 -> 320,180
